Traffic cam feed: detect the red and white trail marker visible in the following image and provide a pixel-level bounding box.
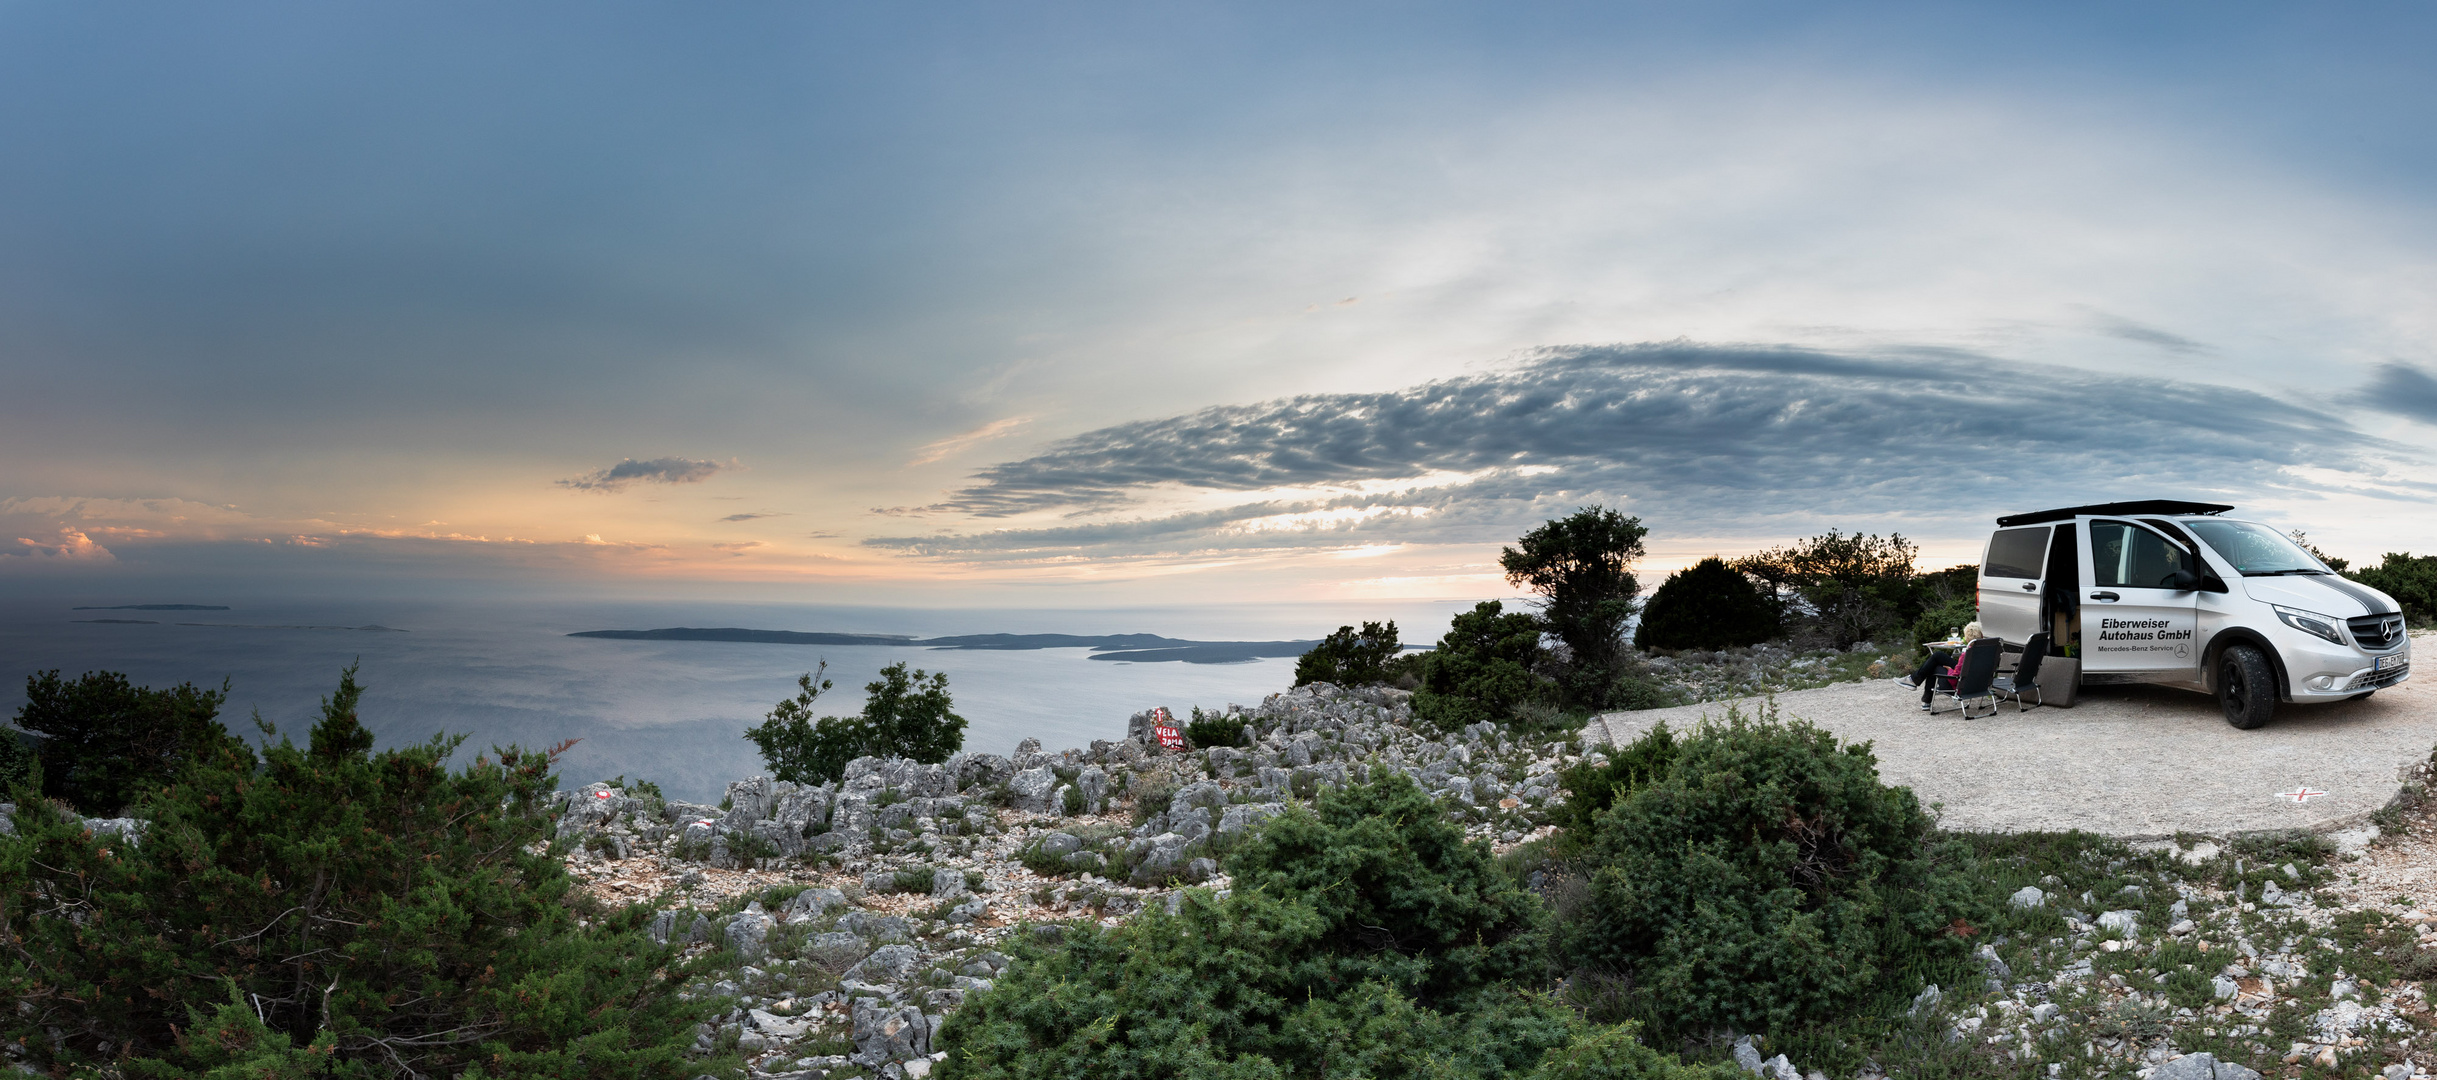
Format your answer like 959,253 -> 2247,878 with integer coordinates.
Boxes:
1150,706 -> 1186,750
2275,787 -> 2328,803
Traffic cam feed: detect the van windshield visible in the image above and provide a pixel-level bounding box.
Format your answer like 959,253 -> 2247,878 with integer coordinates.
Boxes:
2183,519 -> 2329,576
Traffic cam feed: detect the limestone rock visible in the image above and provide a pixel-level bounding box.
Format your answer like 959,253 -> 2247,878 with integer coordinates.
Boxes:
1009,767 -> 1059,813
844,943 -> 920,984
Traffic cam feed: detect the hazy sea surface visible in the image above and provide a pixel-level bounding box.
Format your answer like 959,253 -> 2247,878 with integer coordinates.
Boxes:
0,596 -> 1369,801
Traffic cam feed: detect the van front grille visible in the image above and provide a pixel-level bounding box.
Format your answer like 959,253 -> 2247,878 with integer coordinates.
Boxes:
2349,614 -> 2406,651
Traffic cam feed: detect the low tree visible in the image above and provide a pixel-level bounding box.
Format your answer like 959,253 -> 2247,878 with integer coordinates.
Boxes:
1731,531 -> 1920,650
745,660 -> 967,784
0,665 -> 724,1077
13,668 -> 239,815
1501,508 -> 1648,687
1293,621 -> 1407,687
1632,558 -> 1774,651
1414,601 -> 1547,731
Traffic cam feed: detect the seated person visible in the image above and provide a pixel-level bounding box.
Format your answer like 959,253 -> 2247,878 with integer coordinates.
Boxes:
1896,622 -> 1987,709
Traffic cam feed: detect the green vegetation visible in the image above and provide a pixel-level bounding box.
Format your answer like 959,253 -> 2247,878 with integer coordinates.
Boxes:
0,666 -> 726,1078
2347,552 -> 2437,626
12,667 -> 241,815
0,727 -> 34,796
744,659 -> 968,784
1732,531 -> 1923,650
1186,705 -> 1246,749
1553,703 -> 1974,1039
936,772 -> 1581,1079
1414,600 -> 1549,731
1904,565 -> 1980,651
1292,620 -> 1414,688
1501,506 -> 1651,709
1633,557 -> 1775,651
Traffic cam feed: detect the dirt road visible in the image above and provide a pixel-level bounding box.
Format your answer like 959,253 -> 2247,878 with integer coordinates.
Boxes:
1586,669 -> 2437,839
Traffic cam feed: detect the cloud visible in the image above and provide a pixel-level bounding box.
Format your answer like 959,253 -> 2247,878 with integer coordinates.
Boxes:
4,528 -> 114,561
2357,363 -> 2437,426
870,342 -> 2420,561
719,512 -> 785,522
907,417 -> 1032,467
557,457 -> 728,492
2092,314 -> 2207,354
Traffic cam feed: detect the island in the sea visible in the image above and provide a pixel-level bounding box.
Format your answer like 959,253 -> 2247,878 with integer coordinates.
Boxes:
71,604 -> 231,611
567,627 -> 1323,664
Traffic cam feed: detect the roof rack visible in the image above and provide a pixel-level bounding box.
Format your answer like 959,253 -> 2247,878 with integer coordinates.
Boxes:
1995,500 -> 2235,527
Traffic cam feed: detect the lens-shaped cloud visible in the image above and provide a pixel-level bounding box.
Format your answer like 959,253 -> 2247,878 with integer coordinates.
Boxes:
2357,363 -> 2437,427
869,343 -> 2421,560
557,457 -> 728,493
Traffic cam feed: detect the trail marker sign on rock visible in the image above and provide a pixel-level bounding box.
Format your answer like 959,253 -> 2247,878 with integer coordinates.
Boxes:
1150,706 -> 1186,750
2275,787 -> 2327,803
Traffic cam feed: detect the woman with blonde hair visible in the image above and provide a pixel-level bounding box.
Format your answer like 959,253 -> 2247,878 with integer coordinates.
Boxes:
1897,622 -> 1985,711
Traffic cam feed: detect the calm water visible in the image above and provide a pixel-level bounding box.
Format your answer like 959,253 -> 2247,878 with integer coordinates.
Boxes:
0,596 -> 1457,801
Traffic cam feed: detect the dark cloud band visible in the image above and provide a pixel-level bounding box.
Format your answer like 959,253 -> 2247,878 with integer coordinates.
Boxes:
557,457 -> 727,492
868,343 -> 2412,560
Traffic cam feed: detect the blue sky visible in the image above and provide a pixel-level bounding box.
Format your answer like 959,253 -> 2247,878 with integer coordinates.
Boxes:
4,2 -> 2435,606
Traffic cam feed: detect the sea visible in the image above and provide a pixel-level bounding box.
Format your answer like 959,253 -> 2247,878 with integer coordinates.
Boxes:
0,595 -> 1466,801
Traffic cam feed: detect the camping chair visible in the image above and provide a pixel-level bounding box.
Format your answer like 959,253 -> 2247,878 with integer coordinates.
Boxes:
1990,632 -> 2051,712
1929,637 -> 2005,718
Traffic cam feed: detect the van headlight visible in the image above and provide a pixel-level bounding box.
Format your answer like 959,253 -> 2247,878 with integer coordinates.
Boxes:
2273,605 -> 2345,645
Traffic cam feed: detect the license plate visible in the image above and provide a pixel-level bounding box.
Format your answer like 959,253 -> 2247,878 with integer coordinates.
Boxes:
2376,654 -> 2407,673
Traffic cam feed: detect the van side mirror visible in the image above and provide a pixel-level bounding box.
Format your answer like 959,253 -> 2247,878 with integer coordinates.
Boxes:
2167,568 -> 2199,592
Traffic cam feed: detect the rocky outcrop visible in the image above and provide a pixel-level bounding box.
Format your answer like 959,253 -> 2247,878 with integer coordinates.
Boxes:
544,682 -> 1591,1079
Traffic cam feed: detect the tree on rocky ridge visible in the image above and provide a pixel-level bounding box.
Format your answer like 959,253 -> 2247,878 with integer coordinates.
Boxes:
746,660 -> 967,784
1293,621 -> 1408,687
1633,557 -> 1774,652
12,668 -> 239,816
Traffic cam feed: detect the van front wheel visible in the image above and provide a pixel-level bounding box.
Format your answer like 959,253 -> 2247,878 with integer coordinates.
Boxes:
2217,644 -> 2277,730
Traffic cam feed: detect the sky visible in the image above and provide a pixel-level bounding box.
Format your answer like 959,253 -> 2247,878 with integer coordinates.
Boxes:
5,1 -> 2437,613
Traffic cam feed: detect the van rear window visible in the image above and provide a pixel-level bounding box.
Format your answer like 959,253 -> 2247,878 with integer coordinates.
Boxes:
1984,527 -> 2049,579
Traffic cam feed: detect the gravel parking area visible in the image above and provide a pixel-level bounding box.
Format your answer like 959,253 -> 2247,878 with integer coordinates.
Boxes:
1585,658 -> 2437,840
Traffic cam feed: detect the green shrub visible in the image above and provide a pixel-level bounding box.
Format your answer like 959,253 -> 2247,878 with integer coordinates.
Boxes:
1557,702 -> 1972,1039
0,727 -> 35,797
744,659 -> 968,784
1224,771 -> 1552,1002
1414,600 -> 1548,731
1185,706 -> 1245,749
2349,553 -> 2437,627
1907,592 -> 1979,653
13,668 -> 240,815
937,772 -> 1573,1078
1293,621 -> 1407,687
1634,558 -> 1774,652
0,666 -> 724,1077
1547,722 -> 1679,843
1529,1023 -> 1741,1080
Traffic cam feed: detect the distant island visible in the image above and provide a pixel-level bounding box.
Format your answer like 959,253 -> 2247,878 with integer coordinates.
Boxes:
71,604 -> 230,611
568,627 -> 1322,664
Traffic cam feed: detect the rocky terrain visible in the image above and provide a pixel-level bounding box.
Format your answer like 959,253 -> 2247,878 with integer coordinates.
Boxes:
18,673 -> 2437,1080
1639,640 -> 1901,704
547,682 -> 1584,1079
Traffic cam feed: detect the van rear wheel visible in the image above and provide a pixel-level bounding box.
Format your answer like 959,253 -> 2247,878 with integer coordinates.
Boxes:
2217,644 -> 2276,730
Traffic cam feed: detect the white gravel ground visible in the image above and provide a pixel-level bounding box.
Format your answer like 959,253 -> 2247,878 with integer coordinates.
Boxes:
1586,653 -> 2437,839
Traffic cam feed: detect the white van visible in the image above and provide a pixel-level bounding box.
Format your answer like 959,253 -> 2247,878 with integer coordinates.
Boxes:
1976,500 -> 2409,728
